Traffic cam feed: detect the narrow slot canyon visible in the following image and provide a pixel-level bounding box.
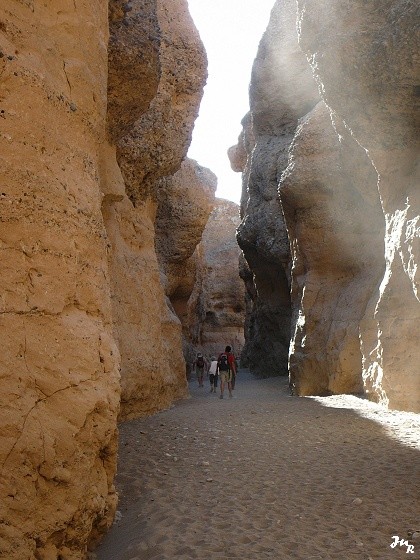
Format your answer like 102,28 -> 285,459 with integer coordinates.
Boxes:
0,1 -> 419,559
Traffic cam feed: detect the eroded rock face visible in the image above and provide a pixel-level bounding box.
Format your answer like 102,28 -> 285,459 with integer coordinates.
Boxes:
0,0 -> 209,556
280,101 -> 384,395
188,199 -> 245,360
113,0 -> 207,203
155,159 -> 217,327
232,0 -> 319,376
0,3 -> 120,558
107,0 -> 161,142
236,0 -> 418,410
104,0 -> 207,420
296,0 -> 420,411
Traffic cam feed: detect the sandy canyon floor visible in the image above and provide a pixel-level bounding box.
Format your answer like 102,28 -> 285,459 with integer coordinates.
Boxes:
94,371 -> 420,560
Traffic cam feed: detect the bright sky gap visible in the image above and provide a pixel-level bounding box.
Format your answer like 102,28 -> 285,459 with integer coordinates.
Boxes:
187,0 -> 274,204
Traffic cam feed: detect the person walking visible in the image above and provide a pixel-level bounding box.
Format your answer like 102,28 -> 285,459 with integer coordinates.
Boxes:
208,357 -> 218,393
217,345 -> 236,399
194,353 -> 206,387
232,357 -> 239,389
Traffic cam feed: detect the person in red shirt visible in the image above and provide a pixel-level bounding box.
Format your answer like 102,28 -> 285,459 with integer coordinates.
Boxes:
217,345 -> 237,398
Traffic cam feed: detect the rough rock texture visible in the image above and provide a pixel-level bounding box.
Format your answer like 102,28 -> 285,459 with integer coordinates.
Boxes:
107,0 -> 161,142
155,159 -> 217,337
113,0 -> 207,204
235,0 -> 419,410
231,0 -> 319,376
295,0 -> 420,411
280,101 -> 384,396
0,0 -> 209,557
0,3 -> 120,559
187,199 -> 245,360
105,0 -> 207,421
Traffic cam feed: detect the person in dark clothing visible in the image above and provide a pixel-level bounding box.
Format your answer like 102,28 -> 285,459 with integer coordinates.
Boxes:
217,345 -> 237,398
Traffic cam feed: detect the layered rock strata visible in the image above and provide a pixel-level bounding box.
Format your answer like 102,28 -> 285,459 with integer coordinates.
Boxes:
187,199 -> 245,360
0,3 -> 120,558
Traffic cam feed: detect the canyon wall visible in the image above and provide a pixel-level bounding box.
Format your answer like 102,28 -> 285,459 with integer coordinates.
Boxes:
234,0 -> 419,410
0,2 -> 120,558
230,0 -> 319,376
155,159 -> 217,368
0,0 -> 208,557
105,0 -> 207,421
187,199 -> 245,362
295,0 -> 419,410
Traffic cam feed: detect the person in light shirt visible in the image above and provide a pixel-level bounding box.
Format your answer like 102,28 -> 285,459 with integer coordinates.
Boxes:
208,357 -> 218,393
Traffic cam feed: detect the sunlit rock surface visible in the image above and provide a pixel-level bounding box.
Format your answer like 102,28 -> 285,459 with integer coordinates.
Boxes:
280,101 -> 384,396
296,0 -> 420,411
235,0 -> 419,410
0,0 -> 208,556
0,2 -> 120,558
188,200 -> 246,361
155,159 -> 217,362
104,0 -> 207,421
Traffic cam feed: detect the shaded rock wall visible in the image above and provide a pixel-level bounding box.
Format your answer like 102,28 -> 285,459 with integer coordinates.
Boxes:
234,0 -> 419,410
187,199 -> 245,361
105,0 -> 207,421
231,0 -> 319,376
0,2 -> 120,558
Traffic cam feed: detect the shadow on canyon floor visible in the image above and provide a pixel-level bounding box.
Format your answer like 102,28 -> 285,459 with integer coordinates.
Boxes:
93,370 -> 420,560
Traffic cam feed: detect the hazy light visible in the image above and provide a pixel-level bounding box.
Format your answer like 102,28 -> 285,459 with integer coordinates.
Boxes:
187,0 -> 274,204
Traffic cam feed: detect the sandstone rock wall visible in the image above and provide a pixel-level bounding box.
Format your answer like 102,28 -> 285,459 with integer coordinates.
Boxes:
187,199 -> 245,361
295,0 -> 419,411
0,3 -> 120,558
234,0 -> 419,410
280,101 -> 384,396
104,0 -> 207,421
155,159 -> 217,341
0,0 -> 209,557
230,0 -> 319,376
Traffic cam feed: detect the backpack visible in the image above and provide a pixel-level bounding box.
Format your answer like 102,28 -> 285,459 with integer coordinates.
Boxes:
218,353 -> 230,372
197,356 -> 204,367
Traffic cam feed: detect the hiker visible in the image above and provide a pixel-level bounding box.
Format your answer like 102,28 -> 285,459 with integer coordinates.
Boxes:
230,351 -> 239,390
217,345 -> 237,399
208,356 -> 219,393
194,353 -> 206,387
